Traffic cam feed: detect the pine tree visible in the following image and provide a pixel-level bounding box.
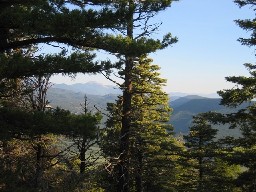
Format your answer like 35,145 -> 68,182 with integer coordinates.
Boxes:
101,55 -> 181,192
234,0 -> 256,48
183,114 -> 242,192
99,2 -> 178,191
183,115 -> 218,192
0,0 -> 172,79
0,1 -> 179,191
71,95 -> 102,174
211,64 -> 256,191
192,1 -> 256,191
0,1 -> 108,77
0,78 -> 104,191
131,56 -> 181,192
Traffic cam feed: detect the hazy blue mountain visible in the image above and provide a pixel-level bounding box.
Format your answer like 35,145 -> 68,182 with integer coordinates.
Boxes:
47,83 -> 243,137
169,96 -> 180,102
53,82 -> 219,100
169,95 -> 248,137
53,81 -> 121,96
170,96 -> 223,134
47,88 -> 118,114
169,92 -> 219,102
170,95 -> 207,108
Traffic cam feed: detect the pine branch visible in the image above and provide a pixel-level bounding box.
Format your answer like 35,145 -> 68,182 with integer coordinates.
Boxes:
100,71 -> 122,87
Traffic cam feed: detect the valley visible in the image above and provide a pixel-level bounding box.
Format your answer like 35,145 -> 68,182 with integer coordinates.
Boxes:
48,82 -> 243,137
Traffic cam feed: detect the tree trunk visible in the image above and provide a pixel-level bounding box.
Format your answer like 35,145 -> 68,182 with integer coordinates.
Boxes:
198,156 -> 203,192
135,137 -> 143,192
119,57 -> 133,192
80,139 -> 86,174
35,144 -> 43,188
0,26 -> 8,53
118,1 -> 134,192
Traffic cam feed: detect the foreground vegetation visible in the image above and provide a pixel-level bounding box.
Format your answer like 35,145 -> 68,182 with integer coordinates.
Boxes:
0,0 -> 255,191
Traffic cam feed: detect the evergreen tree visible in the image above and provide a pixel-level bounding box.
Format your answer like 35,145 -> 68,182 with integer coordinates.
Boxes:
99,2 -> 178,191
198,1 -> 256,190
0,0 -> 170,79
71,95 -> 102,174
0,82 -> 104,191
131,56 -> 181,192
184,115 -> 218,192
210,64 -> 256,191
182,114 -> 241,192
0,1 -> 179,191
234,0 -> 256,47
102,55 -> 181,192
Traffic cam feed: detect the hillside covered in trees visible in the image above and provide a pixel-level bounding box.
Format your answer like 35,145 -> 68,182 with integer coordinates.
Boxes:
46,86 -> 243,137
0,0 -> 256,192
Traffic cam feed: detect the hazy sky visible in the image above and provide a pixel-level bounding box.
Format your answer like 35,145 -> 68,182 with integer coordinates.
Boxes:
50,0 -> 255,94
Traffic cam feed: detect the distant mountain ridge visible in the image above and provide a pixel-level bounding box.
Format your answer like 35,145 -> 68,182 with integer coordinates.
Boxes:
170,92 -> 219,99
169,95 -> 249,137
53,82 -> 219,99
47,87 -> 118,114
170,96 -> 223,134
48,82 -> 242,137
53,82 -> 121,96
170,95 -> 207,107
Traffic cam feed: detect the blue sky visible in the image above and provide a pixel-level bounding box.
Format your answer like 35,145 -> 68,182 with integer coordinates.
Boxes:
51,0 -> 255,94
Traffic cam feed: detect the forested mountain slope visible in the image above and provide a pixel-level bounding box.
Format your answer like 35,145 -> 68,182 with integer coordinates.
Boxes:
48,88 -> 118,114
170,95 -> 249,137
53,82 -> 121,96
47,86 -> 246,137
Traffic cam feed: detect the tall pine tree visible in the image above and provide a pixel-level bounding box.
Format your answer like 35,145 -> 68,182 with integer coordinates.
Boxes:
101,55 -> 181,192
99,2 -> 178,191
200,1 -> 256,191
184,115 -> 218,192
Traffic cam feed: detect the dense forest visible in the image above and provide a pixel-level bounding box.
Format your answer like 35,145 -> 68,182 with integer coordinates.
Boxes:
0,0 -> 255,191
